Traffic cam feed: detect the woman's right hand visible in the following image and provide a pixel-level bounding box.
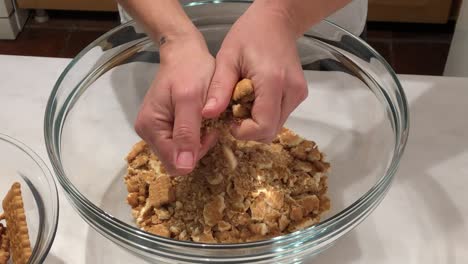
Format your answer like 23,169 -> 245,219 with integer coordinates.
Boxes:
134,32 -> 218,176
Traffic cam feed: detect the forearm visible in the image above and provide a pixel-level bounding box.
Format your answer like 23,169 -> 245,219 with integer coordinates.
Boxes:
252,0 -> 352,37
117,0 -> 198,43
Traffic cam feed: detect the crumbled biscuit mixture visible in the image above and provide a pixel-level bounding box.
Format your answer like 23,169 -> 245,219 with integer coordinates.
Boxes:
124,79 -> 331,243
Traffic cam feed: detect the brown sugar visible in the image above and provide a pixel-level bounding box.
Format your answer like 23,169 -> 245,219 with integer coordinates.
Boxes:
124,79 -> 331,243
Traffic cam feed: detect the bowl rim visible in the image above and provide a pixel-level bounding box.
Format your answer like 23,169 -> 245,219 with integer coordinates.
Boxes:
44,0 -> 409,253
0,133 -> 60,263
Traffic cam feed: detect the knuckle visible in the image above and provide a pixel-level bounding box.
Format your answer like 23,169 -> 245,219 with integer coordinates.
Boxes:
292,76 -> 308,102
174,90 -> 197,102
134,110 -> 151,138
173,125 -> 197,143
173,86 -> 202,103
216,49 -> 236,62
257,122 -> 277,139
258,132 -> 276,144
209,79 -> 223,91
265,131 -> 278,142
270,68 -> 288,85
297,85 -> 309,102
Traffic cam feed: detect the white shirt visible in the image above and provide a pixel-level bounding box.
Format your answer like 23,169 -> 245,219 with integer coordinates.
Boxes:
328,0 -> 368,36
119,0 -> 368,37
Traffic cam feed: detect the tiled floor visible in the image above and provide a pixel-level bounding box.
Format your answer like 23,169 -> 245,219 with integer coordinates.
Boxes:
0,11 -> 456,76
0,11 -> 118,58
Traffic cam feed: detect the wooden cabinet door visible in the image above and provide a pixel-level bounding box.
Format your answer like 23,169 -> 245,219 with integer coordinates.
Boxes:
368,0 -> 453,23
16,0 -> 117,11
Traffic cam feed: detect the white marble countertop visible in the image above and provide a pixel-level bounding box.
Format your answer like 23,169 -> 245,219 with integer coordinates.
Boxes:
0,55 -> 467,264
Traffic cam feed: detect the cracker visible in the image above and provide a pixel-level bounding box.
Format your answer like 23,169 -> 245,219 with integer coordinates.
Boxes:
0,223 -> 10,264
2,182 -> 32,264
232,78 -> 254,101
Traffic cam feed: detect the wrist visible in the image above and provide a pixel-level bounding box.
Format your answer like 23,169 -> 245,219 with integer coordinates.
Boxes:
158,30 -> 207,61
157,26 -> 201,46
249,0 -> 301,38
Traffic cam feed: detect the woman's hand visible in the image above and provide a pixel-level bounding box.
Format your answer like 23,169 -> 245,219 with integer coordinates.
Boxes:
202,3 -> 308,143
135,32 -> 217,176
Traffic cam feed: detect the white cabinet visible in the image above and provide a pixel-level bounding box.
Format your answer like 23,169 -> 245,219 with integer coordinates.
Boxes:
0,0 -> 28,40
444,0 -> 468,77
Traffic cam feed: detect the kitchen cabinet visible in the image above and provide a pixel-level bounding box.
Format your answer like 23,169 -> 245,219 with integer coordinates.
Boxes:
368,0 -> 454,23
16,0 -> 117,11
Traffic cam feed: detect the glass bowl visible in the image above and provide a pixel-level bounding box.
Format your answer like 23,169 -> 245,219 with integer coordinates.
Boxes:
0,134 -> 59,263
45,1 -> 409,263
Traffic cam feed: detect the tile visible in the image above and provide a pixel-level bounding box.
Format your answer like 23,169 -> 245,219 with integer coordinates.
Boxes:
367,40 -> 393,65
60,30 -> 107,57
367,21 -> 455,33
366,29 -> 393,41
76,14 -> 119,31
392,31 -> 453,43
393,41 -> 451,75
367,21 -> 454,43
0,28 -> 69,57
25,10 -> 119,31
369,21 -> 454,43
25,16 -> 78,31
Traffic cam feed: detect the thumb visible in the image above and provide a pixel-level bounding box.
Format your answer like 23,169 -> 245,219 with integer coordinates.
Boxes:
202,56 -> 239,118
172,96 -> 203,175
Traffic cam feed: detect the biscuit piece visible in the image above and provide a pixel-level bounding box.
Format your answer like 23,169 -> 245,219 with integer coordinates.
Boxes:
149,175 -> 175,208
232,79 -> 254,101
231,79 -> 254,119
203,195 -> 225,227
2,183 -> 32,264
0,223 -> 10,264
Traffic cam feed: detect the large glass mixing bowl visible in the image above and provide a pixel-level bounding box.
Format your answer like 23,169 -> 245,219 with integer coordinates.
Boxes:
44,1 -> 409,263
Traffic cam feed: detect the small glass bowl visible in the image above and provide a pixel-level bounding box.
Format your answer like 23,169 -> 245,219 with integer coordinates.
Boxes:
45,1 -> 409,263
0,134 -> 59,263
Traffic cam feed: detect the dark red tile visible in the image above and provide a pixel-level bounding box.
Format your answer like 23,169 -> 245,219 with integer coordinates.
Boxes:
392,31 -> 453,43
25,17 -> 78,31
367,21 -> 455,34
393,42 -> 450,75
367,29 -> 393,41
0,28 -> 69,57
367,40 -> 393,66
25,10 -> 119,31
60,30 -> 107,57
76,17 -> 119,32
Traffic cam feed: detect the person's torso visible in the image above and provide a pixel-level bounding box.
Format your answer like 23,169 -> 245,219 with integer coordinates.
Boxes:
118,0 -> 368,36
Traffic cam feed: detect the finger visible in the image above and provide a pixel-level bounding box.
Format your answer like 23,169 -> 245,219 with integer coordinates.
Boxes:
231,78 -> 282,143
135,108 -> 180,176
202,54 -> 239,118
198,129 -> 219,159
277,76 -> 308,133
172,86 -> 204,174
148,135 -> 178,176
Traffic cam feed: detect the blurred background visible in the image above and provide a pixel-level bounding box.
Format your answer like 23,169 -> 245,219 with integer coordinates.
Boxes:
0,0 -> 466,76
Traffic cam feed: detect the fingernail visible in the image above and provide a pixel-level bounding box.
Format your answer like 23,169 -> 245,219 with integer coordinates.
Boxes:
204,98 -> 217,110
176,151 -> 194,169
